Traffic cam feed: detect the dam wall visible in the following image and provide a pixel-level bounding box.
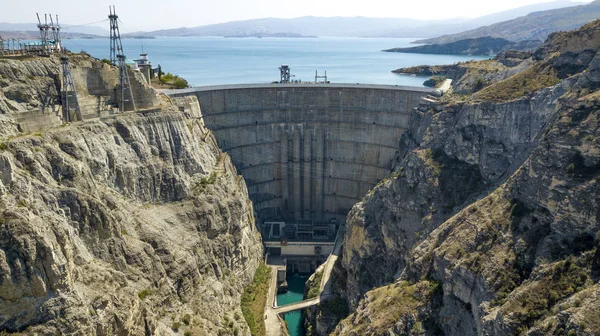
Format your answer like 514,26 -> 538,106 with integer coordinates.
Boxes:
166,84 -> 432,221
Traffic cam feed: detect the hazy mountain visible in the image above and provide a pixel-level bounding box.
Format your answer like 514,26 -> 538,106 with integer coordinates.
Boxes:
371,0 -> 579,38
125,1 -> 583,38
0,22 -> 108,36
0,31 -> 103,40
414,0 -> 600,44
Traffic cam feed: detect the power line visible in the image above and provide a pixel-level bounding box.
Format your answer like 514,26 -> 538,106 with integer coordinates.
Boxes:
60,19 -> 109,31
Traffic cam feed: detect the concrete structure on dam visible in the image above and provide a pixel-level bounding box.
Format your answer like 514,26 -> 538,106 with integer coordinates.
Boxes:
166,83 -> 432,260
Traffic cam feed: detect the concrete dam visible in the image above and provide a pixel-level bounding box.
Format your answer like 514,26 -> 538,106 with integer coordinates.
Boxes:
166,83 -> 432,263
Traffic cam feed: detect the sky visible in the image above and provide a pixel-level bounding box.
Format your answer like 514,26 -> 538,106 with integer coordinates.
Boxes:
0,0 -> 594,32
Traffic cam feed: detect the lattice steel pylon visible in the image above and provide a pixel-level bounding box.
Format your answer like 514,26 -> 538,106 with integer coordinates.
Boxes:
49,15 -> 61,52
109,5 -> 135,112
36,13 -> 50,55
61,54 -> 82,122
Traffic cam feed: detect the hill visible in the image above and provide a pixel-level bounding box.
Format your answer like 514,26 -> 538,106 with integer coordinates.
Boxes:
124,1 -> 582,38
383,37 -> 534,55
415,0 -> 600,44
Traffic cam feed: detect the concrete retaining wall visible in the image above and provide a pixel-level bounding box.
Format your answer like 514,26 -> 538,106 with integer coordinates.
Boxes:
167,84 -> 431,221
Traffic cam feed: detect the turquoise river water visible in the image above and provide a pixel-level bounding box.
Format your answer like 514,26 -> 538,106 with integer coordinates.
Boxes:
61,37 -> 488,87
277,274 -> 309,336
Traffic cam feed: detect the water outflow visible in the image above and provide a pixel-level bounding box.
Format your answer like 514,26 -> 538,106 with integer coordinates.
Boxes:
277,274 -> 309,336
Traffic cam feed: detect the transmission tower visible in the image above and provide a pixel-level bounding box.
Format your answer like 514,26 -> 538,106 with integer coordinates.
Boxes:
36,13 -> 50,55
49,15 -> 61,52
109,5 -> 136,112
57,21 -> 81,123
61,54 -> 82,122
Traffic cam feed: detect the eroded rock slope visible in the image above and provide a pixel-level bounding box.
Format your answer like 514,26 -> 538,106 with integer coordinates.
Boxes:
321,19 -> 600,336
0,57 -> 263,335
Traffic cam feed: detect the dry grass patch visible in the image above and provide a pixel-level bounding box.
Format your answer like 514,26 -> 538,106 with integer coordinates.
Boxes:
474,63 -> 560,102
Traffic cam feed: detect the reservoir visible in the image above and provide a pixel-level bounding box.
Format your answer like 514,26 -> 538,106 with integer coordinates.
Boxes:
62,37 -> 487,87
277,274 -> 309,336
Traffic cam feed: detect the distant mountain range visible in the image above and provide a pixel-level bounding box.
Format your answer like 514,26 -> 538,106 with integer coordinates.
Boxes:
415,0 -> 600,44
122,1 -> 582,38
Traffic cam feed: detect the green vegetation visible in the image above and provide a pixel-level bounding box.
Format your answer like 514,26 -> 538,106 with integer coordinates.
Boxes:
171,321 -> 181,332
192,172 -> 218,195
319,296 -> 349,320
160,72 -> 189,89
182,314 -> 191,326
334,280 -> 440,335
306,269 -> 324,299
566,163 -> 576,175
100,58 -> 112,65
502,255 -> 590,330
422,148 -> 443,178
241,263 -> 271,336
0,142 -> 6,151
474,64 -> 560,102
137,289 -> 154,300
473,77 -> 487,92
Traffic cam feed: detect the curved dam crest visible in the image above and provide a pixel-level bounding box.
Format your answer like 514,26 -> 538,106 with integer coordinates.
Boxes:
165,83 -> 432,222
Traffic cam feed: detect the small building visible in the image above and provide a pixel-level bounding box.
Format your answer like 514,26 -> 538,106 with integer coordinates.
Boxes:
262,219 -> 341,273
134,53 -> 153,84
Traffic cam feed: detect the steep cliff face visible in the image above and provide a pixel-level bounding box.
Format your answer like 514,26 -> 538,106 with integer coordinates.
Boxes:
327,19 -> 600,336
339,73 -> 567,309
0,57 -> 263,334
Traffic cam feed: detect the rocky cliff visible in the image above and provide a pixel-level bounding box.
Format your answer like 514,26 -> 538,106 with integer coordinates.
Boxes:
0,56 -> 263,335
318,19 -> 600,336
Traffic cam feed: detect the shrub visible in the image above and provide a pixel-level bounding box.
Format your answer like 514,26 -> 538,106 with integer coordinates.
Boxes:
159,72 -> 189,89
172,77 -> 189,89
241,264 -> 271,336
137,289 -> 154,300
306,270 -> 324,299
473,77 -> 486,92
182,314 -> 191,325
171,322 -> 181,332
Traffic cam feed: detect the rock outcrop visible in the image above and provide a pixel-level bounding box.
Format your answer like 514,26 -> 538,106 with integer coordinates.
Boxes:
384,37 -> 539,56
0,56 -> 263,335
320,18 -> 600,336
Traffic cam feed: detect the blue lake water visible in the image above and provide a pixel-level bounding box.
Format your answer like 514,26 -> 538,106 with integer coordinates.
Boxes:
61,37 -> 488,87
277,274 -> 309,336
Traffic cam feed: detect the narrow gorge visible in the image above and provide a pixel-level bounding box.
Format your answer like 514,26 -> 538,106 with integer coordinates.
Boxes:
1,18 -> 600,336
